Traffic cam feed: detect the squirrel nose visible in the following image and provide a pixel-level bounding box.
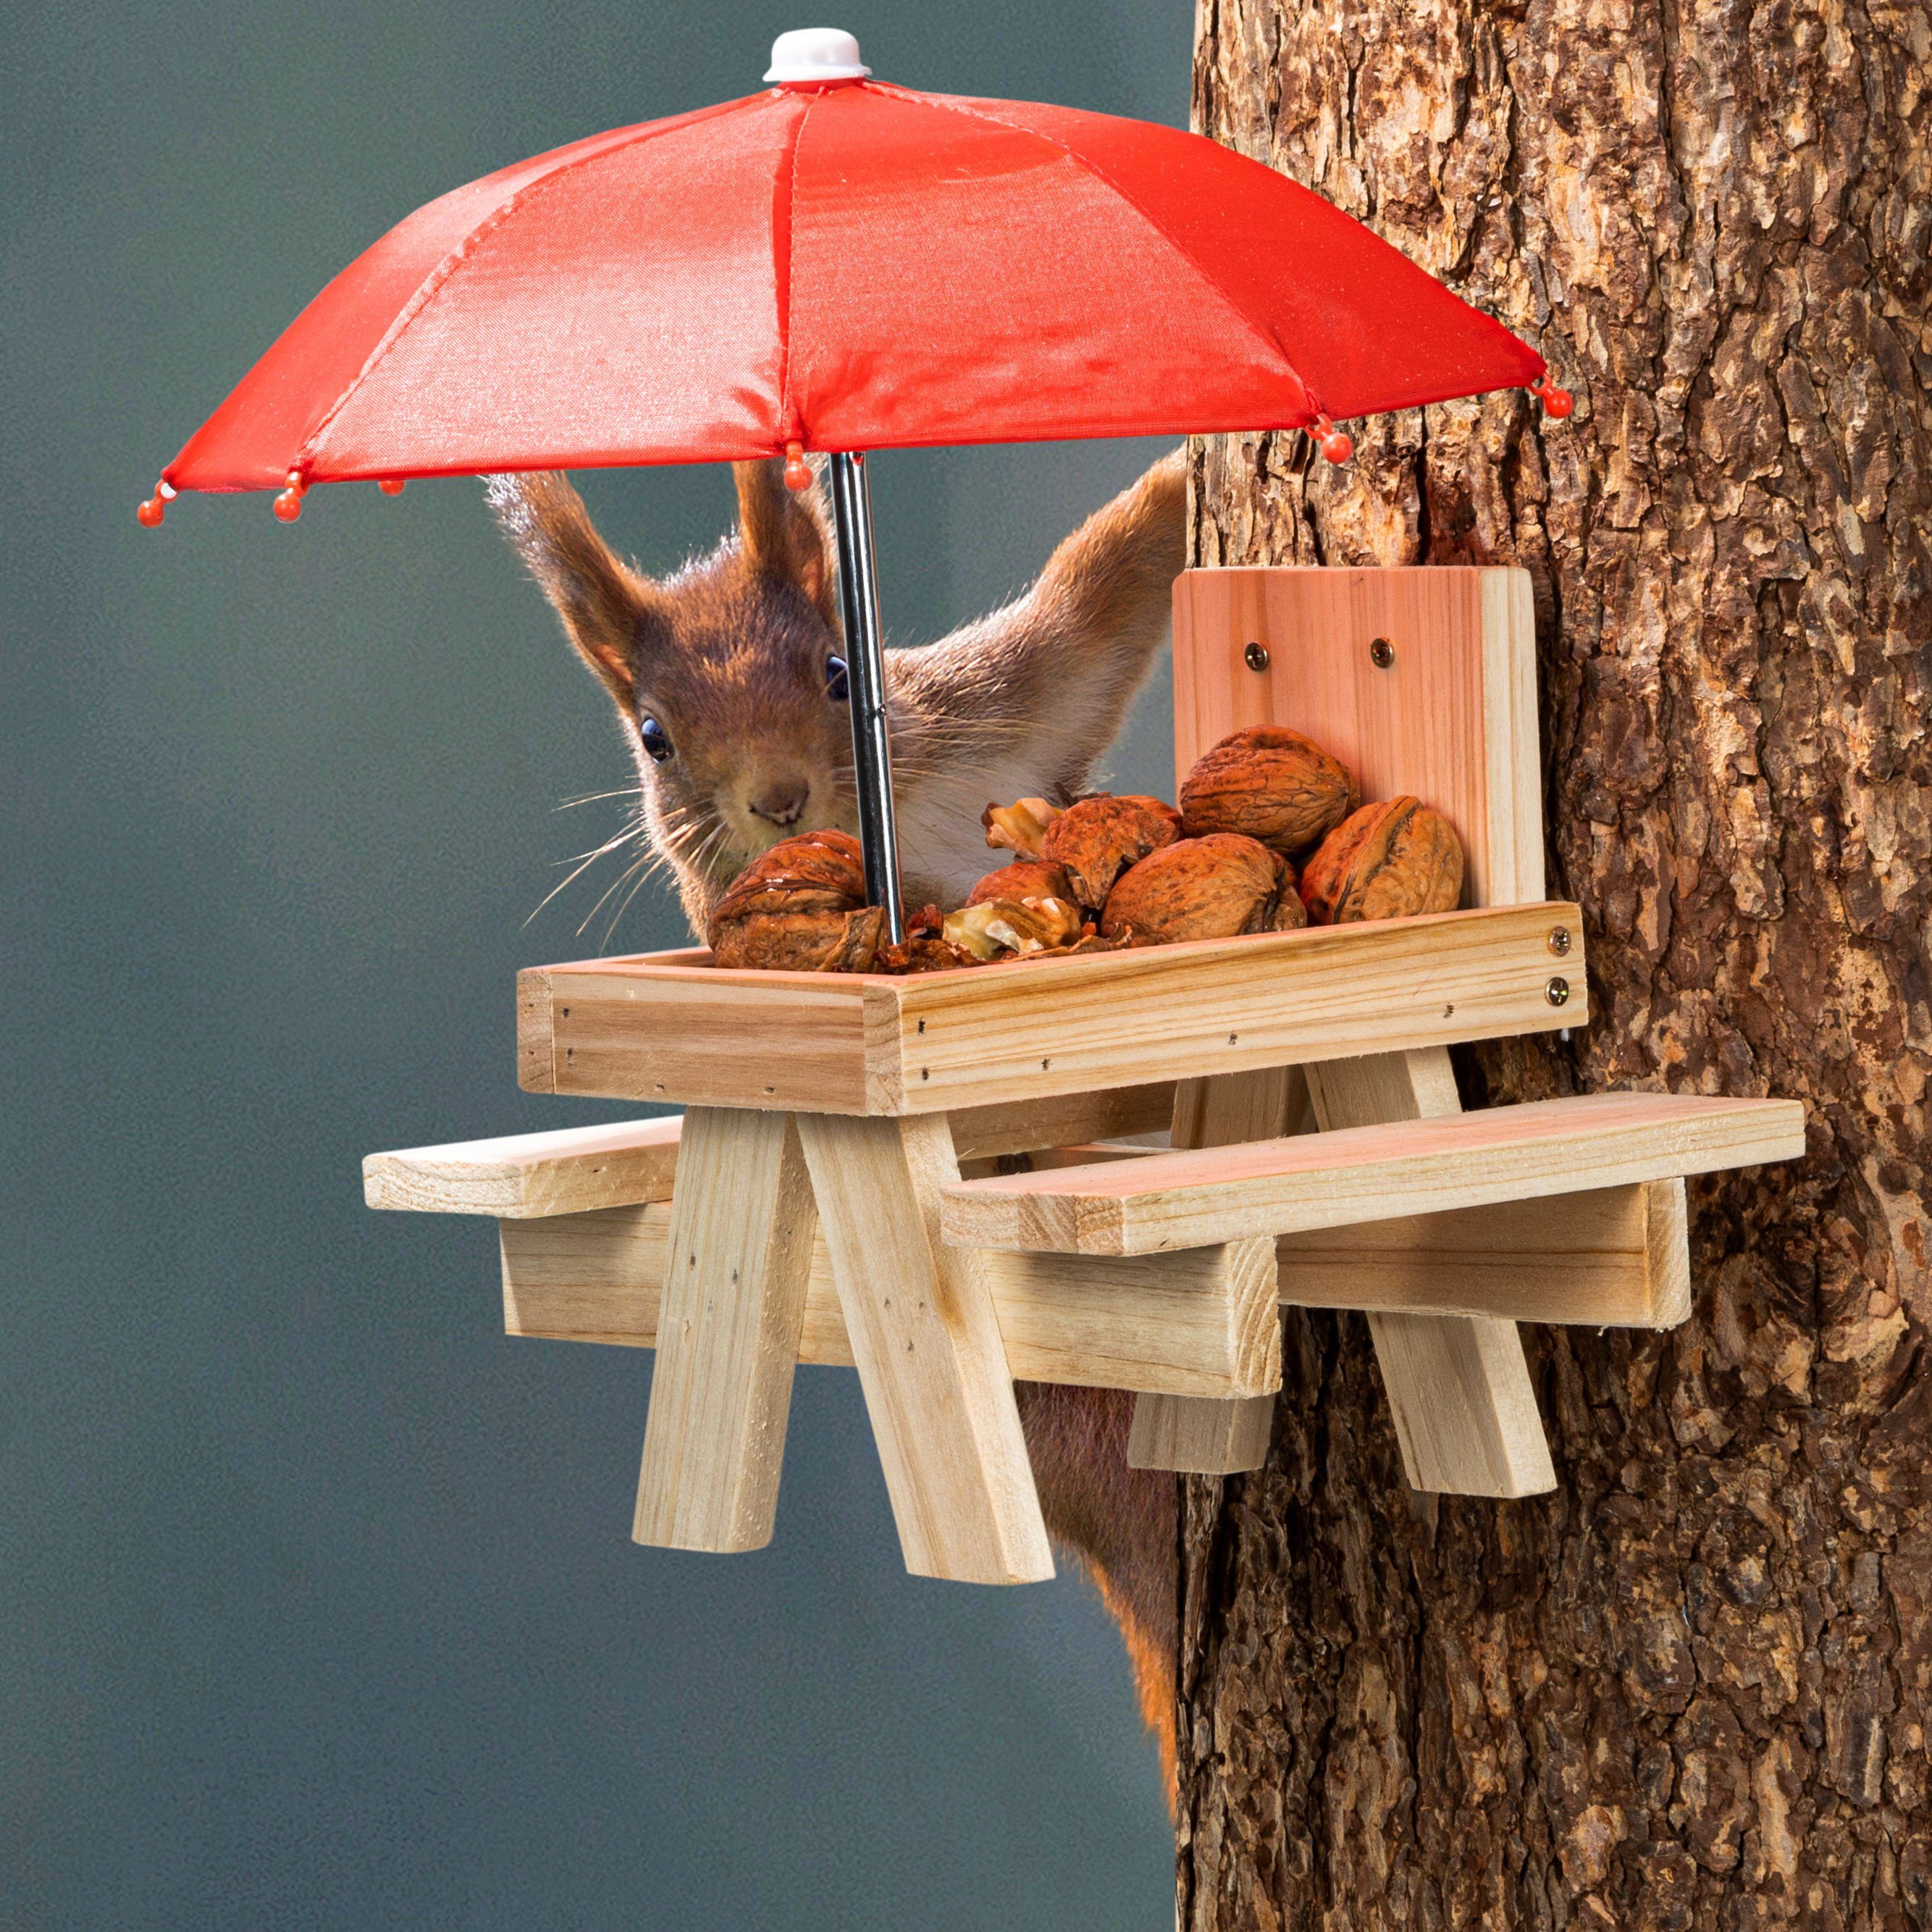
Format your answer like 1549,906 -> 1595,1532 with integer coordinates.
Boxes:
749,778 -> 810,828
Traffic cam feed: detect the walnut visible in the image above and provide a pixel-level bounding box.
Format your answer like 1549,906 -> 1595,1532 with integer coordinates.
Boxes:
1299,798 -> 1466,924
711,903 -> 886,972
982,797 -> 1063,860
1180,726 -> 1358,854
1039,794 -> 1185,907
944,896 -> 1086,960
1099,833 -> 1304,945
708,829 -> 887,970
967,860 -> 1076,905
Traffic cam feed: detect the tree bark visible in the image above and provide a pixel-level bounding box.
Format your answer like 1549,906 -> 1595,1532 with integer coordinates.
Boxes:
1178,2 -> 1931,1927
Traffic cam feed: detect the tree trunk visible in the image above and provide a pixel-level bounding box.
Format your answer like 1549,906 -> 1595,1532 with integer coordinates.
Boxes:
1177,2 -> 1931,1927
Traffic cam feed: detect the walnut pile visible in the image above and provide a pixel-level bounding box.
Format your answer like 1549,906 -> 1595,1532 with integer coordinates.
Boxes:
704,728 -> 1466,972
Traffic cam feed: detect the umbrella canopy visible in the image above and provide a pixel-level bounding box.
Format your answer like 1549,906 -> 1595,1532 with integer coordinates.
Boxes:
146,28 -> 1571,941
157,48 -> 1558,500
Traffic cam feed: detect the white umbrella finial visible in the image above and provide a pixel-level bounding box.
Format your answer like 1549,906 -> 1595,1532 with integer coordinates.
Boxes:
765,28 -> 870,84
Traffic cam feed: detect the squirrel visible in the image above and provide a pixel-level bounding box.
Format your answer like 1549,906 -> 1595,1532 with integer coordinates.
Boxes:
488,450 -> 1188,1788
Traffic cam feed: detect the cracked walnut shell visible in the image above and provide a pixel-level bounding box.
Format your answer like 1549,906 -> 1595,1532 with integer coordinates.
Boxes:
708,829 -> 887,970
1038,793 -> 1184,907
1299,797 -> 1465,924
981,797 -> 1062,860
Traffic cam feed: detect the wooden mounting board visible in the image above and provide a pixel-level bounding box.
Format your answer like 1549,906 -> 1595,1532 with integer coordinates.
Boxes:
1174,566 -> 1541,907
517,901 -> 1585,1116
939,1091 -> 1805,1256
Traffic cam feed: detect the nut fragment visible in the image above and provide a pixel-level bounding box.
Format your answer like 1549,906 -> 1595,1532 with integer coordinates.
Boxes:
875,933 -> 977,974
967,860 -> 1075,906
1039,794 -> 1184,907
1299,797 -> 1465,924
1180,726 -> 1358,853
1099,833 -> 1303,945
982,797 -> 1063,860
944,896 -> 1085,960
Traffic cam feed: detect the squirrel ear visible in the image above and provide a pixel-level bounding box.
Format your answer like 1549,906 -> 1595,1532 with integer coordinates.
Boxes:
734,459 -> 837,628
487,472 -> 654,703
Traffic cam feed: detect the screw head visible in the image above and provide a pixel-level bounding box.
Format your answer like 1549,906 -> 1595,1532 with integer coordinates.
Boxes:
1545,975 -> 1571,1007
1244,641 -> 1270,671
1369,637 -> 1395,668
1547,925 -> 1572,957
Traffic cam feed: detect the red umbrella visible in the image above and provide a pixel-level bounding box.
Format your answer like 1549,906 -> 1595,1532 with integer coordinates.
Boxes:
145,28 -> 1570,937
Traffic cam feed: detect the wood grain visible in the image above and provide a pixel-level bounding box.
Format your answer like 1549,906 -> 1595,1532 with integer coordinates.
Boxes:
500,1201 -> 1283,1398
1275,1178 -> 1692,1327
364,1117 -> 682,1217
630,1108 -> 815,1553
1177,0 -> 1918,1918
521,903 -> 1587,1114
1306,1049 -> 1553,1500
519,958 -> 879,1109
1172,565 -> 1542,907
367,1086 -> 1172,1221
939,1091 -> 1806,1256
1129,1351 -> 1278,1475
795,1112 -> 1053,1584
1128,1067 -> 1304,1474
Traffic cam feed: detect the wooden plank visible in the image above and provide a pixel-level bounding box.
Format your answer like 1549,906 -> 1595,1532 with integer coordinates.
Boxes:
1128,1067 -> 1303,1474
949,1083 -> 1177,1160
525,902 -> 1585,1113
518,970 -> 557,1093
1274,1178 -> 1693,1327
1306,1050 -> 1553,1500
1172,564 -> 1542,907
1479,569 -> 1545,905
499,1200 -> 1282,1398
631,1108 -> 815,1553
1365,1308 -> 1555,1498
879,901 -> 1582,1114
1128,1350 -> 1277,1475
1171,1064 -> 1309,1149
795,1112 -> 1052,1584
367,1086 -> 1171,1219
938,1091 -> 1806,1258
364,1117 -> 681,1217
523,960 -> 881,1111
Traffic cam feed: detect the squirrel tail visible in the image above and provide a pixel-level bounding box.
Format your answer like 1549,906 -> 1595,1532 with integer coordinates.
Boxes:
1028,445 -> 1188,647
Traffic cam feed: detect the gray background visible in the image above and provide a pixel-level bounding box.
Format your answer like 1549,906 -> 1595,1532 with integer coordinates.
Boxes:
2,3 -> 1190,1926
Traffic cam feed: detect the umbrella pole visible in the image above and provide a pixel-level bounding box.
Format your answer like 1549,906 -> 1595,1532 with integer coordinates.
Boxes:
827,452 -> 905,945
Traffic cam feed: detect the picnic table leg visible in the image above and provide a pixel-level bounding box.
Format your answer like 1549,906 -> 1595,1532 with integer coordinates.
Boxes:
1306,1049 -> 1556,1498
633,1106 -> 815,1552
1126,1067 -> 1306,1474
795,1111 -> 1053,1585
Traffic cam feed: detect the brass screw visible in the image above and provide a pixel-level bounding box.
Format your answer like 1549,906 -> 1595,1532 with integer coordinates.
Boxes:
1545,975 -> 1571,1007
1548,926 -> 1572,957
1244,641 -> 1270,671
1369,637 -> 1395,668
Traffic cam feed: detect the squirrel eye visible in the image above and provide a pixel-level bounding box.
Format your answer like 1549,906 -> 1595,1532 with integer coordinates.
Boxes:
825,655 -> 849,703
639,717 -> 674,763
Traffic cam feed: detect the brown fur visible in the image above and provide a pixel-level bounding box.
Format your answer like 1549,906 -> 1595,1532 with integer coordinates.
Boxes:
488,451 -> 1186,930
489,450 -> 1188,1786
